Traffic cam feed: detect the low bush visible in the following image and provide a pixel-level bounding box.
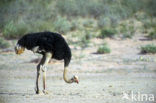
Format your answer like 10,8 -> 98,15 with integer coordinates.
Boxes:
97,17 -> 111,28
98,27 -> 117,38
70,21 -> 78,31
97,43 -> 111,54
148,31 -> 156,39
119,22 -> 135,38
83,19 -> 94,28
0,38 -> 10,49
142,19 -> 156,30
141,44 -> 156,54
53,16 -> 71,34
2,21 -> 28,39
28,20 -> 54,33
78,31 -> 91,48
147,27 -> 156,39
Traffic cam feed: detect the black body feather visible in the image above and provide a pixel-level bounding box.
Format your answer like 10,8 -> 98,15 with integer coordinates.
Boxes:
17,32 -> 71,66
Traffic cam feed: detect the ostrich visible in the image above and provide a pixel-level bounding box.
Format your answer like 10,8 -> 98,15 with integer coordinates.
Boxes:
14,31 -> 79,94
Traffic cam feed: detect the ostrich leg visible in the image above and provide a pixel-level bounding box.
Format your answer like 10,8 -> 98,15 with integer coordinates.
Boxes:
36,67 -> 40,94
35,55 -> 45,94
35,52 -> 52,94
41,52 -> 52,94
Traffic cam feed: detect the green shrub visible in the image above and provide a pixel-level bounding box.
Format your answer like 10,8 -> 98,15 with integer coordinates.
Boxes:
97,43 -> 111,54
122,32 -> 132,38
55,0 -> 144,18
98,17 -> 111,28
148,27 -> 156,39
0,38 -> 10,49
83,19 -> 94,27
84,30 -> 92,40
53,16 -> 71,34
98,15 -> 120,28
70,21 -> 78,31
2,21 -> 28,39
79,37 -> 90,48
148,31 -> 156,39
119,23 -> 135,38
141,44 -> 156,54
28,20 -> 53,33
78,31 -> 91,48
142,19 -> 156,30
98,27 -> 117,38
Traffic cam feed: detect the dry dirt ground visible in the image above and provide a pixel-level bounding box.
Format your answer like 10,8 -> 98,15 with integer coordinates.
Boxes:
0,36 -> 156,103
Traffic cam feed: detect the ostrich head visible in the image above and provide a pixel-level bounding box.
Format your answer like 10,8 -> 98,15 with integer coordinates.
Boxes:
15,44 -> 25,55
71,75 -> 79,84
63,66 -> 79,84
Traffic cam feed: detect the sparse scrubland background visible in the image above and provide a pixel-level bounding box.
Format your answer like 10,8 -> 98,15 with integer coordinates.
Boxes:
0,0 -> 156,103
0,0 -> 156,40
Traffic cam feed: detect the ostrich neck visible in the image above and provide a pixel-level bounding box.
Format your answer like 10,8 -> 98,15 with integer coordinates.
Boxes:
63,66 -> 73,83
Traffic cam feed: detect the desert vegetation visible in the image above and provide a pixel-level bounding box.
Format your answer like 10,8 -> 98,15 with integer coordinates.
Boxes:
0,0 -> 156,50
0,38 -> 10,49
0,0 -> 156,38
0,0 -> 156,103
140,44 -> 156,54
97,43 -> 111,54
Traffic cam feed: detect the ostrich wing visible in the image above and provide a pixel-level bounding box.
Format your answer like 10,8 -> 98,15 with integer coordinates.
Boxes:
37,36 -> 54,52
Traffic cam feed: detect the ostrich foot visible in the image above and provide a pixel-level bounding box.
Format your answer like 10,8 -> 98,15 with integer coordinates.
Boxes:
43,90 -> 49,95
35,88 -> 41,94
36,90 -> 41,94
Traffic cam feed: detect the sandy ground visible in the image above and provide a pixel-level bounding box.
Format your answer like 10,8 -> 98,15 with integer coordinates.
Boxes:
0,36 -> 156,103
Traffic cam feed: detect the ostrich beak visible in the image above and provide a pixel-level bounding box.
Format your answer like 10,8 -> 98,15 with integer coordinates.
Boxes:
73,75 -> 79,84
75,79 -> 79,84
15,44 -> 25,55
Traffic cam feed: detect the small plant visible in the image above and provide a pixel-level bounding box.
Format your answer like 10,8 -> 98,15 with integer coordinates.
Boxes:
98,17 -> 111,28
28,20 -> 54,33
0,38 -> 10,49
2,21 -> 28,39
79,32 -> 91,48
122,32 -> 133,38
98,27 -> 117,38
83,19 -> 94,27
119,23 -> 135,38
53,16 -> 71,34
147,27 -> 156,39
141,44 -> 156,54
97,43 -> 111,54
148,31 -> 156,39
70,21 -> 78,31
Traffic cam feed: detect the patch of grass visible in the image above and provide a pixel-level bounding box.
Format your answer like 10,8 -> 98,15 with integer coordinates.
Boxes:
83,19 -> 94,27
79,31 -> 91,48
70,21 -> 78,31
148,31 -> 156,39
97,17 -> 111,28
98,15 -> 120,28
141,44 -> 156,54
28,20 -> 54,33
98,27 -> 117,38
140,18 -> 156,35
53,16 -> 71,34
142,19 -> 156,30
68,30 -> 91,48
0,38 -> 10,49
119,22 -> 135,38
122,32 -> 132,38
97,43 -> 111,54
2,21 -> 28,39
147,27 -> 156,39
